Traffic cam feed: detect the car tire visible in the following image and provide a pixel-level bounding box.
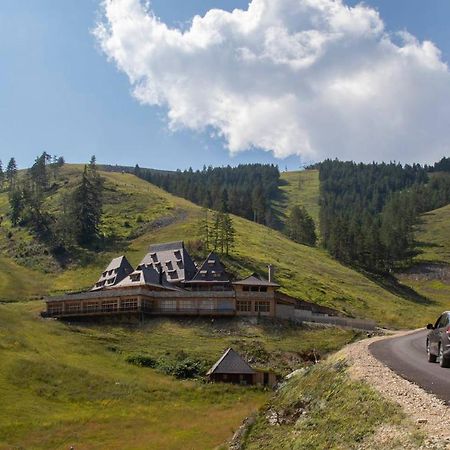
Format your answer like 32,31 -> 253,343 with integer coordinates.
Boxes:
439,343 -> 450,368
427,340 -> 437,363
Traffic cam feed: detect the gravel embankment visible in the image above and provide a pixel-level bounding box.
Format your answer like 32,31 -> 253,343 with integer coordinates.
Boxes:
340,332 -> 450,450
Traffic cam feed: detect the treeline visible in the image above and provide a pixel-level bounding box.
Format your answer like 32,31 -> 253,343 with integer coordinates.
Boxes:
2,153 -> 104,256
318,160 -> 450,272
134,164 -> 280,226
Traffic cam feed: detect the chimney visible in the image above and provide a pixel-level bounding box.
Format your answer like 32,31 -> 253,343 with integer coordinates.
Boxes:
268,264 -> 275,283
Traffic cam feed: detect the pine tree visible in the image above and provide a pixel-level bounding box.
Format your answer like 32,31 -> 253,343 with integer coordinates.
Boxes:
0,160 -> 4,189
8,185 -> 23,226
70,158 -> 104,245
197,207 -> 210,250
222,213 -> 235,255
286,206 -> 317,247
6,158 -> 17,189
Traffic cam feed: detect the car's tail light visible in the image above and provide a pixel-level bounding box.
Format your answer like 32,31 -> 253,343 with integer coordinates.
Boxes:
446,326 -> 450,335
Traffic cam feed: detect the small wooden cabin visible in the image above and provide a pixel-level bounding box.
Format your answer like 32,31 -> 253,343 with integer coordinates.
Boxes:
207,348 -> 277,387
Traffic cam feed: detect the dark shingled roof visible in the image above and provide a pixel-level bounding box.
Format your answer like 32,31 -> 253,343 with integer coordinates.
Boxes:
232,273 -> 279,287
207,348 -> 255,375
91,255 -> 134,291
185,252 -> 230,284
114,265 -> 177,290
138,241 -> 197,283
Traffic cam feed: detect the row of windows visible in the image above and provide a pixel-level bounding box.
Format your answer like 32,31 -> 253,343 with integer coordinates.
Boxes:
242,286 -> 268,292
237,300 -> 271,313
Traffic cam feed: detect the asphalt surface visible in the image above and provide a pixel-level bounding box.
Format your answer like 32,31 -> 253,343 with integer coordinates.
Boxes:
370,330 -> 450,405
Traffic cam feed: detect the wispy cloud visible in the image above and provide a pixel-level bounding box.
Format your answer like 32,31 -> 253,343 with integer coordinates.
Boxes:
95,0 -> 450,163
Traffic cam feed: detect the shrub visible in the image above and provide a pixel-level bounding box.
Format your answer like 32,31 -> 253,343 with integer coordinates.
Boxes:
126,354 -> 157,368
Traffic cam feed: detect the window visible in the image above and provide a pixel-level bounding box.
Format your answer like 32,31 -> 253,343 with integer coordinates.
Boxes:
120,299 -> 138,310
237,300 -> 251,312
179,300 -> 196,310
255,301 -> 270,313
130,273 -> 141,282
160,300 -> 177,311
200,300 -> 214,310
85,301 -> 100,312
438,314 -> 449,328
67,303 -> 81,313
260,287 -> 268,292
102,301 -> 118,311
251,286 -> 259,292
243,286 -> 250,292
48,304 -> 63,315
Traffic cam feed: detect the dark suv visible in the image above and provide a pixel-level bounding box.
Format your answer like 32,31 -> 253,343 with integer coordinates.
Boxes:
426,311 -> 450,368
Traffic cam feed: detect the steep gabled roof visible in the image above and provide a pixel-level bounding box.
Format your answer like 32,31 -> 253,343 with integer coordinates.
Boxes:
114,265 -> 176,290
185,252 -> 230,284
232,273 -> 279,287
91,255 -> 134,291
138,241 -> 197,283
207,348 -> 255,375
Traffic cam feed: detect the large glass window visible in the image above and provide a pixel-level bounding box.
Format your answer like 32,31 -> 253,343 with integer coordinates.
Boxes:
255,301 -> 270,313
237,300 -> 251,312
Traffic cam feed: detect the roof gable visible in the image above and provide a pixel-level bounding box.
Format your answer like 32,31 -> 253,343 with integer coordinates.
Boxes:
139,241 -> 197,283
233,273 -> 279,287
207,348 -> 255,375
114,265 -> 175,290
188,252 -> 230,283
92,255 -> 134,291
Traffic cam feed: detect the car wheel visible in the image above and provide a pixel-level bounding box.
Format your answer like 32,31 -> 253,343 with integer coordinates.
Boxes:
427,340 -> 437,363
438,343 -> 450,368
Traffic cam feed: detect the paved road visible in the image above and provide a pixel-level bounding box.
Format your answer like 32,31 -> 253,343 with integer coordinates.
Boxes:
370,330 -> 450,405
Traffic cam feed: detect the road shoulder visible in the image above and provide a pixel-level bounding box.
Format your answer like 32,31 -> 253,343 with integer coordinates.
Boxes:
337,332 -> 450,449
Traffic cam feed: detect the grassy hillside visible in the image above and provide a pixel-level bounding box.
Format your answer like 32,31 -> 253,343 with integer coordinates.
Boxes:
242,358 -> 422,449
395,203 -> 450,323
0,302 -> 358,449
414,203 -> 450,264
1,164 -> 449,327
274,169 -> 320,227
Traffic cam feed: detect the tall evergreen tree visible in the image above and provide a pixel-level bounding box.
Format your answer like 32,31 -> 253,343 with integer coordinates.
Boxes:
286,206 -> 317,247
6,157 -> 17,189
0,160 -> 4,189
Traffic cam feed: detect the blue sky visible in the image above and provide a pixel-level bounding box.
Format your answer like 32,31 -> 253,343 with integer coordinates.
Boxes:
1,0 -> 450,170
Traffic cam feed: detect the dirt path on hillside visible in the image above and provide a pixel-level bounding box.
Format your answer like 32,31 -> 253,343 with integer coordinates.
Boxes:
340,331 -> 450,449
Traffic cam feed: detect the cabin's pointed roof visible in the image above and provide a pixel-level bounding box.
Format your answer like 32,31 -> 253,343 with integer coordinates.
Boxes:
138,241 -> 197,283
186,251 -> 230,284
232,272 -> 279,287
206,348 -> 255,375
91,255 -> 134,291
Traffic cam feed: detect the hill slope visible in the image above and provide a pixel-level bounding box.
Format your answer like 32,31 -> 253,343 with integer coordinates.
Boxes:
274,169 -> 320,227
0,165 -> 448,327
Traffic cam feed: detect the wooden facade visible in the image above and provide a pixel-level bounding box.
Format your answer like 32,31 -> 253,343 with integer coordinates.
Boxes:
43,242 -> 296,319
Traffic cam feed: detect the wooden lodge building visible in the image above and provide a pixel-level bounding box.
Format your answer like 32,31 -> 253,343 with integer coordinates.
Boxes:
43,241 -> 324,320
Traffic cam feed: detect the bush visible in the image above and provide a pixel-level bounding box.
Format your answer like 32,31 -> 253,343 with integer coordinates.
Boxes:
126,353 -> 208,379
126,354 -> 157,368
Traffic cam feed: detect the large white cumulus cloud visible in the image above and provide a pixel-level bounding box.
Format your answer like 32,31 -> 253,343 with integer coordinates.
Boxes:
95,0 -> 450,163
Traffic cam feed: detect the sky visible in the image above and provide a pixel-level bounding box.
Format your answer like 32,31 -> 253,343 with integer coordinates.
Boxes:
1,1 -> 450,171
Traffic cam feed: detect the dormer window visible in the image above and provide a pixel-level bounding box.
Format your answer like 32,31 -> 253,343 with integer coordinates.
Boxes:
130,273 -> 141,282
151,252 -> 158,261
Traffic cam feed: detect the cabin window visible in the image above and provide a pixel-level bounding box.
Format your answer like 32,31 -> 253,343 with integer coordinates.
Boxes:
179,300 -> 196,310
130,273 -> 141,282
200,300 -> 214,310
255,301 -> 270,313
160,300 -> 177,311
48,304 -> 63,314
102,301 -> 118,311
85,301 -> 100,312
67,303 -> 81,313
243,286 -> 250,292
250,286 -> 259,292
260,287 -> 268,292
120,299 -> 138,310
236,300 -> 252,312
